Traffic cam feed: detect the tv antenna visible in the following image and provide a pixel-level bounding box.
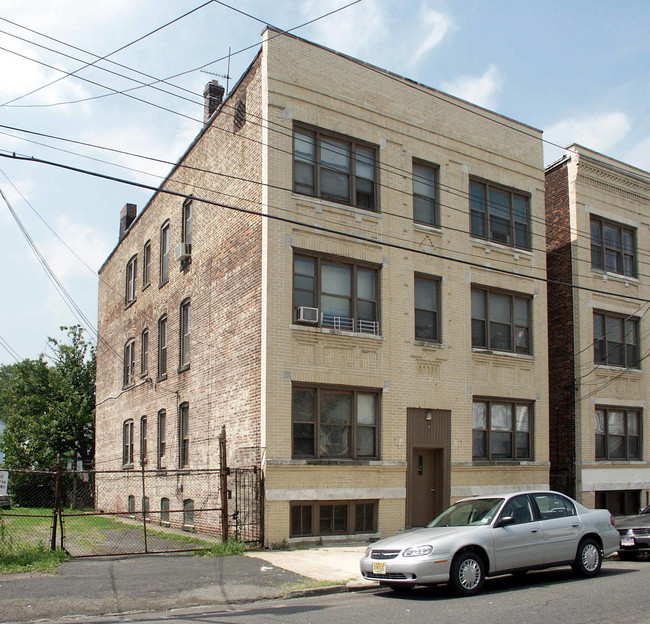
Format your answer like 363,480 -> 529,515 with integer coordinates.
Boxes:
201,47 -> 232,94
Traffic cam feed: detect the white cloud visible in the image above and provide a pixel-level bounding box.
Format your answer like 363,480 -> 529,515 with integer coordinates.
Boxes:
621,136 -> 650,173
441,64 -> 502,109
301,0 -> 388,57
411,5 -> 454,64
43,214 -> 112,279
544,111 -> 631,165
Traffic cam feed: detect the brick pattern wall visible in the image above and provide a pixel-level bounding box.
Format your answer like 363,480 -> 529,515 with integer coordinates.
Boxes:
545,161 -> 576,498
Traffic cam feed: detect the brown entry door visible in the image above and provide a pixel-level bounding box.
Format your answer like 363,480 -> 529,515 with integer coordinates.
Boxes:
409,448 -> 444,527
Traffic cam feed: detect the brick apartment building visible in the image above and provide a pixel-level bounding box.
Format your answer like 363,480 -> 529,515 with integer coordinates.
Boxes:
95,28 -> 550,544
546,145 -> 650,514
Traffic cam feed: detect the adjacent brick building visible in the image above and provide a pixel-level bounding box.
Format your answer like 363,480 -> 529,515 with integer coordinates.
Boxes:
96,28 -> 550,544
546,145 -> 650,514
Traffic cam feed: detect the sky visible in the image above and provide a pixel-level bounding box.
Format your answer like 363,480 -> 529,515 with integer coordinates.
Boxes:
0,0 -> 649,366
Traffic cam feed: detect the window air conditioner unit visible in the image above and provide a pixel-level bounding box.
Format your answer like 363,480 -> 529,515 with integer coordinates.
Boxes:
174,243 -> 191,261
159,457 -> 166,468
296,306 -> 319,324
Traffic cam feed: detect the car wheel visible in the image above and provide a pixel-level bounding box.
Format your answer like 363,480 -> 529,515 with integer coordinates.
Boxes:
449,551 -> 486,596
618,551 -> 639,561
572,538 -> 602,577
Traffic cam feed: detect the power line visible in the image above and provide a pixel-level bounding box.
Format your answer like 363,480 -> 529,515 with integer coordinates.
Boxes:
4,150 -> 650,306
0,335 -> 22,363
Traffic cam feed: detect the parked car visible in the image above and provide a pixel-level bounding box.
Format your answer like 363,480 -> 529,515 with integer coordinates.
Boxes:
360,490 -> 619,596
617,505 -> 650,560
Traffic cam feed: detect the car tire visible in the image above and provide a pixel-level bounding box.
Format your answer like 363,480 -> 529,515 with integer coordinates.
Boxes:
618,551 -> 639,561
449,551 -> 486,596
572,538 -> 602,577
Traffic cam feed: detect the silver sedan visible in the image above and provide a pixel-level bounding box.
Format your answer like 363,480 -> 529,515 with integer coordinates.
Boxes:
360,490 -> 619,596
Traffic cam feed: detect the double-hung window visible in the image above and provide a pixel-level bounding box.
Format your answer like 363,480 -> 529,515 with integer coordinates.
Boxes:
292,385 -> 379,459
122,419 -> 134,466
180,299 -> 190,369
160,221 -> 170,285
179,403 -> 189,468
471,287 -> 531,354
140,329 -> 149,376
293,126 -> 377,211
590,216 -> 636,277
125,256 -> 137,304
593,311 -> 639,369
142,241 -> 151,288
157,410 -> 167,469
158,315 -> 168,379
140,416 -> 147,465
473,400 -> 532,460
414,275 -> 440,342
470,179 -> 530,249
595,408 -> 641,460
413,162 -> 438,226
123,339 -> 135,387
293,253 -> 379,334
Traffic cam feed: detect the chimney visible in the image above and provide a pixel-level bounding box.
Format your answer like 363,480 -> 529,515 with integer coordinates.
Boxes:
119,203 -> 137,241
203,80 -> 225,123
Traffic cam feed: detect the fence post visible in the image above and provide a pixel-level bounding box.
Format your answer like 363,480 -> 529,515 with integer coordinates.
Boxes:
50,456 -> 62,551
141,459 -> 148,553
219,426 -> 229,542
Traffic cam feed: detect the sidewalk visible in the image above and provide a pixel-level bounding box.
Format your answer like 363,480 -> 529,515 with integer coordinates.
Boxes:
0,544 -> 374,623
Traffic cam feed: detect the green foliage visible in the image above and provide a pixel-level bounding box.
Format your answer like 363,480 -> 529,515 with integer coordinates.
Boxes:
0,326 -> 95,479
198,537 -> 247,557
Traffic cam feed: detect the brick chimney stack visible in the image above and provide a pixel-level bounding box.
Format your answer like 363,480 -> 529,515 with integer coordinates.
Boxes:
119,203 -> 137,241
203,80 -> 225,123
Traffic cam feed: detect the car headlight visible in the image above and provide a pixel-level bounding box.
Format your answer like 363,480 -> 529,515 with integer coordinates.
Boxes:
365,546 -> 372,557
403,545 -> 433,557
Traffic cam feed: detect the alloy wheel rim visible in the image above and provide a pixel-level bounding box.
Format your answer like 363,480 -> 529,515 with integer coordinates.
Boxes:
459,558 -> 481,589
582,543 -> 600,571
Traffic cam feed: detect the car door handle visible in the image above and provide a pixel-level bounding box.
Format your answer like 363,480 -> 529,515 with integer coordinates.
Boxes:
571,523 -> 580,528
530,529 -> 539,533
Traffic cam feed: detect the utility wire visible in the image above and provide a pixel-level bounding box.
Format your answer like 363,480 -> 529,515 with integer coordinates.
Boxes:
0,334 -> 22,363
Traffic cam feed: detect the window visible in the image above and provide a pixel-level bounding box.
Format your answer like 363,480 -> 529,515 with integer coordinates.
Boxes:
122,419 -> 134,466
125,255 -> 137,304
594,311 -> 639,369
160,497 -> 170,524
413,162 -> 438,226
234,97 -> 246,130
182,200 -> 192,247
470,179 -> 530,249
158,315 -> 168,379
293,253 -> 379,334
473,400 -> 532,460
292,386 -> 379,459
414,276 -> 440,342
143,241 -> 151,288
471,287 -> 531,354
180,299 -> 190,368
123,339 -> 135,387
596,408 -> 641,460
142,496 -> 150,520
140,329 -> 149,376
140,416 -> 147,465
160,221 -> 170,285
179,403 -> 189,468
293,126 -> 377,211
531,492 -> 576,520
157,410 -> 167,469
183,499 -> 194,529
590,216 -> 636,277
290,501 -> 377,537
127,495 -> 135,517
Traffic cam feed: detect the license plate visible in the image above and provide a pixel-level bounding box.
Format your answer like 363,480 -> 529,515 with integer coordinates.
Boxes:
621,537 -> 635,547
373,562 -> 386,575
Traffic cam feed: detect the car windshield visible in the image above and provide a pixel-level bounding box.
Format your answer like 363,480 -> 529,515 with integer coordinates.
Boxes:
428,498 -> 504,527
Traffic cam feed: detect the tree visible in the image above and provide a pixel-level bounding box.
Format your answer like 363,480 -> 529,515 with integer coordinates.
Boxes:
0,326 -> 95,471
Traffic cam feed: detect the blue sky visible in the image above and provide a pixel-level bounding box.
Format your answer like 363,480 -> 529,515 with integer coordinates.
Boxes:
1,0 -> 649,365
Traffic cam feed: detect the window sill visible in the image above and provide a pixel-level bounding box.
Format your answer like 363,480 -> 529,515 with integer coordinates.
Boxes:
414,339 -> 444,349
472,348 -> 533,360
124,299 -> 136,310
178,363 -> 190,374
159,280 -> 169,289
469,236 -> 533,257
290,323 -> 383,341
142,282 -> 150,292
122,382 -> 135,391
289,458 -> 380,465
591,268 -> 639,283
289,532 -> 380,543
471,460 -> 533,466
292,193 -> 381,219
122,464 -> 134,470
139,372 -> 148,379
592,364 -> 642,374
413,222 -> 442,234
156,374 -> 168,383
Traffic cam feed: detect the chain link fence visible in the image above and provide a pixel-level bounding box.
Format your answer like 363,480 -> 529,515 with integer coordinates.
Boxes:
0,463 -> 262,557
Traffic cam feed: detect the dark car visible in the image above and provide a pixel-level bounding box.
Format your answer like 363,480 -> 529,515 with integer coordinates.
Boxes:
617,505 -> 650,560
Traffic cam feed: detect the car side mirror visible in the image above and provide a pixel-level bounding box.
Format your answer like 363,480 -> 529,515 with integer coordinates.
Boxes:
495,515 -> 515,528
